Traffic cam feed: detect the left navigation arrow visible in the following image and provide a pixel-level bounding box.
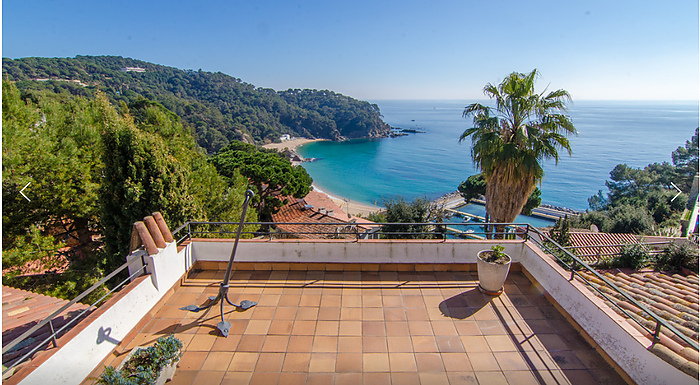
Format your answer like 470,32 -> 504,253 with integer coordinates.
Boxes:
20,182 -> 31,202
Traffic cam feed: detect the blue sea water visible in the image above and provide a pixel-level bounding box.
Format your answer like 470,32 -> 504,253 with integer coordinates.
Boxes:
297,100 -> 699,213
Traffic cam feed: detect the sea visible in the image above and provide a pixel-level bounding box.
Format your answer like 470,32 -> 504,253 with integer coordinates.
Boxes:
297,100 -> 699,225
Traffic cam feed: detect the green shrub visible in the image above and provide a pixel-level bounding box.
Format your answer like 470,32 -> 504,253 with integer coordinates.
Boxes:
655,243 -> 699,271
616,243 -> 651,270
97,335 -> 182,385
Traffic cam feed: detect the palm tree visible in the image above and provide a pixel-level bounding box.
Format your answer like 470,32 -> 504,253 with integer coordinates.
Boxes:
459,69 -> 576,238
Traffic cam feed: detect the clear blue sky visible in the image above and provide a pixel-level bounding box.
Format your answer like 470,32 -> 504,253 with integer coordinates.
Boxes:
3,0 -> 698,101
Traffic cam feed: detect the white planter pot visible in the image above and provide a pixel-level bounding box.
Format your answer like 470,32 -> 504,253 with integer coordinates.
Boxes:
477,249 -> 512,295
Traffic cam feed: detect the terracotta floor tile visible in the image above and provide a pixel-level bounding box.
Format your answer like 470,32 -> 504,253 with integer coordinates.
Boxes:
312,336 -> 338,353
408,321 -> 434,336
287,335 -> 314,352
493,351 -> 529,371
362,372 -> 391,385
362,321 -> 385,336
318,307 -> 341,321
256,294 -> 281,307
308,353 -> 337,372
201,351 -> 234,371
244,320 -> 271,335
466,352 -> 500,371
519,349 -> 560,371
336,353 -> 362,372
406,308 -> 430,321
485,335 -> 517,352
459,336 -> 489,352
411,335 -> 438,353
334,372 -> 361,385
537,334 -> 570,352
431,321 -> 458,336
291,320 -> 317,335
385,321 -> 410,336
320,294 -> 342,307
211,334 -> 240,352
277,372 -> 306,385
446,372 -> 478,384
340,307 -> 362,321
419,372 -> 450,385
391,372 -> 421,385
382,296 -> 404,308
237,335 -> 265,352
193,370 -> 225,384
362,336 -> 387,353
436,336 -> 465,353
474,371 -> 509,385
282,352 -> 311,372
402,296 -> 425,308
502,370 -> 540,385
168,369 -> 198,385
362,308 -> 384,321
307,372 -> 335,385
254,352 -> 285,372
337,336 -> 363,353
273,307 -> 297,320
249,372 -> 280,385
339,321 -> 363,336
178,351 -> 208,371
250,306 -> 275,320
296,307 -> 320,320
414,353 -> 444,372
549,351 -> 586,370
278,295 -> 301,307
300,294 -> 322,307
389,352 -> 418,372
441,352 -> 472,372
261,335 -> 290,352
221,371 -> 252,385
342,296 -> 362,308
387,336 -> 413,353
363,295 -> 383,307
316,321 -> 340,336
384,308 -> 407,321
362,353 -> 390,372
268,319 -> 294,335
187,333 -> 217,351
476,320 -> 507,335
228,352 -> 259,372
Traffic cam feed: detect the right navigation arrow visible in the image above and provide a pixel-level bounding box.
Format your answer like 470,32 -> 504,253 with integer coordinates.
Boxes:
670,182 -> 682,202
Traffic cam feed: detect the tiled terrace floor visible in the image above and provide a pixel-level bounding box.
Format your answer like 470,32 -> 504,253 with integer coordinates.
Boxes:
88,269 -> 627,384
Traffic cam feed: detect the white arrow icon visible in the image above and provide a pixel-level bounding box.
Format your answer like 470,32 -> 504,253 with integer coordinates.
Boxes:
670,182 -> 682,202
20,182 -> 31,202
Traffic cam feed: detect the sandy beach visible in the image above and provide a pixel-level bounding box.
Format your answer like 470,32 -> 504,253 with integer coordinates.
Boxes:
262,138 -> 325,152
312,184 -> 382,218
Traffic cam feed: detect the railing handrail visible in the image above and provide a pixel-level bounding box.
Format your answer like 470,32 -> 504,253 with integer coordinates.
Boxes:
2,249 -> 148,357
528,226 -> 699,351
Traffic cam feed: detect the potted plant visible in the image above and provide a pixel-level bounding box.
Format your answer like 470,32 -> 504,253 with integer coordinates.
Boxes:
477,245 -> 512,296
97,335 -> 182,385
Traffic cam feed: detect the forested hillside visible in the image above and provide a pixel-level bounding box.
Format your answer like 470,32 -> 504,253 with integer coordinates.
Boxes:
3,56 -> 391,153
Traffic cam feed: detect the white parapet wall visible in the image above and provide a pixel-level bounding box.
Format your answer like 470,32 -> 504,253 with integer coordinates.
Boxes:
189,238 -> 528,265
19,242 -> 186,385
520,241 -> 696,385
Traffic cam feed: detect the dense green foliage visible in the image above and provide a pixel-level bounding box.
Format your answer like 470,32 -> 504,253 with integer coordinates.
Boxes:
458,173 -> 542,215
572,128 -> 698,235
210,142 -> 313,220
379,197 -> 447,239
2,80 -> 257,298
459,69 -> 576,238
3,56 -> 391,152
655,243 -> 699,272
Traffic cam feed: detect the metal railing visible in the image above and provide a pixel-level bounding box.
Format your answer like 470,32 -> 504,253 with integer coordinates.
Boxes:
564,241 -> 673,264
2,250 -> 149,375
527,227 -> 698,351
4,220 -> 696,377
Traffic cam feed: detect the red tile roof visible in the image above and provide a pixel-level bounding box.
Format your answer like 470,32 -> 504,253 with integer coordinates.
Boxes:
2,286 -> 92,369
565,231 -> 640,263
271,198 -> 358,239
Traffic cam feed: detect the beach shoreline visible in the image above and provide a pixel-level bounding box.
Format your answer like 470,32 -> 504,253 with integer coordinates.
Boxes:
262,137 -> 326,152
311,184 -> 382,218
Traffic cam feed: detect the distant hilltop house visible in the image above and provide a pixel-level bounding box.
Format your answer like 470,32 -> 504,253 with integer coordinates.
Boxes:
280,134 -> 292,142
120,67 -> 146,73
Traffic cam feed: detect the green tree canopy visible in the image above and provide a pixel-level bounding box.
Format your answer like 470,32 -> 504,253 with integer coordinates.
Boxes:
210,143 -> 313,220
458,173 -> 542,215
459,69 -> 576,237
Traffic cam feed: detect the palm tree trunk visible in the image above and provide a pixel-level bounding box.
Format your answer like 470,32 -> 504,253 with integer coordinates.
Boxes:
484,164 -> 536,239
